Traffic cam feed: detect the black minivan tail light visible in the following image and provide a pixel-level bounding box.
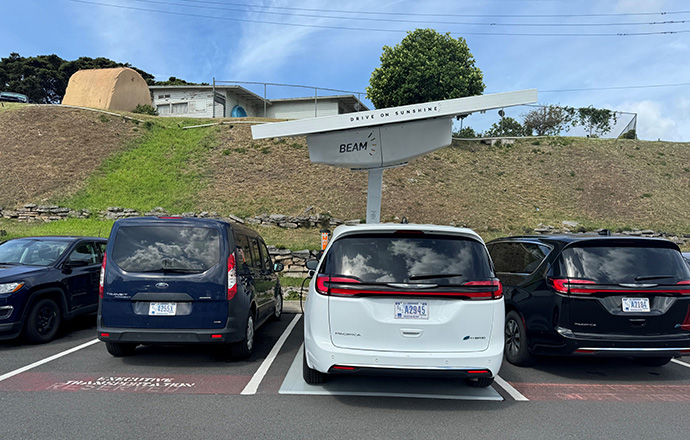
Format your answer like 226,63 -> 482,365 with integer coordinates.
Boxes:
99,252 -> 107,299
549,278 -> 690,295
316,275 -> 502,300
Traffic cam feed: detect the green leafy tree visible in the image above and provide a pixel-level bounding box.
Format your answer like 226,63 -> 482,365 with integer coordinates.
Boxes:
522,105 -> 570,136
565,106 -> 618,138
484,117 -> 527,137
453,126 -> 479,138
153,76 -> 207,86
366,29 -> 485,109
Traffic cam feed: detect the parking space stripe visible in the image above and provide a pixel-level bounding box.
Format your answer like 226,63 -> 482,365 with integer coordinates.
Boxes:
241,314 -> 301,395
0,339 -> 100,383
671,358 -> 690,369
493,375 -> 529,401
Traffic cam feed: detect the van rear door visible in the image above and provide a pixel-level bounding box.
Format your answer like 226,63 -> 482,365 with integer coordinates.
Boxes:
103,223 -> 228,329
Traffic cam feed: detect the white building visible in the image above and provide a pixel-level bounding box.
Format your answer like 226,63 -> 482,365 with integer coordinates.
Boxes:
150,85 -> 368,119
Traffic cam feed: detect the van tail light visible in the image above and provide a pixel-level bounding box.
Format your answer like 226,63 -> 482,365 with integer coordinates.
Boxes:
228,254 -> 237,300
315,275 -> 361,295
99,252 -> 106,298
548,278 -> 596,295
315,275 -> 502,299
678,280 -> 690,295
462,280 -> 503,300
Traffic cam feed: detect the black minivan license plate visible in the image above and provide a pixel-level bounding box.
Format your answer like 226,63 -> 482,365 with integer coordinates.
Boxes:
149,302 -> 177,316
622,297 -> 650,312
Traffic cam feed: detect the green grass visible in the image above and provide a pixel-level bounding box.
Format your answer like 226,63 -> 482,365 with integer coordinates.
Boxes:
0,218 -> 114,241
63,121 -> 220,213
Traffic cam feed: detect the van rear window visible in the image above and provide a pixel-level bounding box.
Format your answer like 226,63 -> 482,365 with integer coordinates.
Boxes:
559,245 -> 690,284
112,226 -> 221,273
321,234 -> 492,284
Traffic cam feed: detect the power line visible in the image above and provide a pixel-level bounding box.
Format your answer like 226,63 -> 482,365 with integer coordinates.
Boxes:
541,82 -> 690,92
175,0 -> 690,19
131,0 -> 690,28
69,0 -> 690,37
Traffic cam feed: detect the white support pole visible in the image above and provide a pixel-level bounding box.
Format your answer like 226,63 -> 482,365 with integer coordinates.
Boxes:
366,168 -> 383,223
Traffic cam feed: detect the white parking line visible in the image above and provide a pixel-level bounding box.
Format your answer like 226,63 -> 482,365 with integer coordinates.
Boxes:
671,358 -> 690,369
0,339 -> 101,383
241,314 -> 302,395
493,375 -> 529,401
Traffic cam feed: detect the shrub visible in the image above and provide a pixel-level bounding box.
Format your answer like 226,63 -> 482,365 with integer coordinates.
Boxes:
132,104 -> 158,116
619,129 -> 636,139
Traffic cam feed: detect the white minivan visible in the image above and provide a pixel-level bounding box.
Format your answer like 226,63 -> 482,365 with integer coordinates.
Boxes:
303,223 -> 504,387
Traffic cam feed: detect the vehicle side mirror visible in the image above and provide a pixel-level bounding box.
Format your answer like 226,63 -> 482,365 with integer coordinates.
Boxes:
305,259 -> 318,270
274,262 -> 284,272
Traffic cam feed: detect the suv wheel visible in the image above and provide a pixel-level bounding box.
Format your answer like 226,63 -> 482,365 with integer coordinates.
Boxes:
272,294 -> 283,321
302,350 -> 326,384
230,314 -> 254,359
24,298 -> 61,344
106,342 -> 138,357
634,356 -> 672,367
505,310 -> 535,367
464,377 -> 494,388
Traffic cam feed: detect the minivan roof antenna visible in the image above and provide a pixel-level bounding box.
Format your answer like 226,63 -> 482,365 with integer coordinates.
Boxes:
252,89 -> 537,224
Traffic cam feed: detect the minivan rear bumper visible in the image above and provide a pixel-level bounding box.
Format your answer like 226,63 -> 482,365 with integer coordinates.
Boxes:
532,327 -> 690,357
97,315 -> 245,345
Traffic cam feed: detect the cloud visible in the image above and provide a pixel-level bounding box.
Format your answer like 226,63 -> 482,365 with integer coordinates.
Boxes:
615,99 -> 684,141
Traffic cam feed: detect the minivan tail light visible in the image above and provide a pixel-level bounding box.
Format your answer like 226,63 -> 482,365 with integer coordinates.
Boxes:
548,278 -> 596,295
227,254 -> 237,300
315,275 -> 361,295
463,280 -> 503,300
99,252 -> 106,298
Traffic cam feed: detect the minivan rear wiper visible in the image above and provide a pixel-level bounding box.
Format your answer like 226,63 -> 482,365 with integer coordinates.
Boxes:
409,273 -> 463,281
634,275 -> 674,281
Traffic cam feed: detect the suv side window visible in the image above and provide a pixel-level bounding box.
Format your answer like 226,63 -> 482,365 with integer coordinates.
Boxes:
491,242 -> 549,274
68,242 -> 99,265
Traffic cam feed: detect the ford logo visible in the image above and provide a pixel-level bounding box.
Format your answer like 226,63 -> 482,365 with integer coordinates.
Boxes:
155,282 -> 169,289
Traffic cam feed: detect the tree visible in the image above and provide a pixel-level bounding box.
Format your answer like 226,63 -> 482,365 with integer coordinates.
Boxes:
366,29 -> 485,109
484,117 -> 527,137
453,126 -> 479,138
522,105 -> 569,136
565,106 -> 618,138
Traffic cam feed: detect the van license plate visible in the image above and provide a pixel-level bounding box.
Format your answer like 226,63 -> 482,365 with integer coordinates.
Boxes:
622,298 -> 650,312
149,302 -> 177,316
395,301 -> 429,319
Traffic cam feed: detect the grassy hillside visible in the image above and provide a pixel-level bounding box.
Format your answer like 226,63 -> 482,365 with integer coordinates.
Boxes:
1,105 -> 688,249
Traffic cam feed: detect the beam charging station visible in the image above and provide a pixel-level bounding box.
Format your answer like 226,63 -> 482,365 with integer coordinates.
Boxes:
252,89 -> 537,223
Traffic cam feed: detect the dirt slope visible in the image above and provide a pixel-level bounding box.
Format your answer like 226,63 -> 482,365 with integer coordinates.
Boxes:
0,105 -> 141,208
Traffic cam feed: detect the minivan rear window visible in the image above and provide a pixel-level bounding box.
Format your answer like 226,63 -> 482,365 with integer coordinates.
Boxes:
321,234 -> 492,284
112,226 -> 221,273
558,245 -> 690,284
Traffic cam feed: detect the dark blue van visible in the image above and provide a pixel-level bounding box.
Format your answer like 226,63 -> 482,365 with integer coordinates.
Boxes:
97,217 -> 284,358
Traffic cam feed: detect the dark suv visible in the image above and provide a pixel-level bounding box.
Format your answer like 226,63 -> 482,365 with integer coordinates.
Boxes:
487,235 -> 690,367
0,236 -> 107,343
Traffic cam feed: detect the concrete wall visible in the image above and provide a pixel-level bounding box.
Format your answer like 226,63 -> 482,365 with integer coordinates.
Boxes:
265,100 -> 339,119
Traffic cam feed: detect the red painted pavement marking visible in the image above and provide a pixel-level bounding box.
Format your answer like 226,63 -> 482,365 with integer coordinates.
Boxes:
0,372 -> 251,395
510,382 -> 690,402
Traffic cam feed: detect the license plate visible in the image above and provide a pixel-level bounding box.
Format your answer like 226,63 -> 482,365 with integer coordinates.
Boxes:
622,297 -> 650,312
394,301 -> 429,319
149,302 -> 177,316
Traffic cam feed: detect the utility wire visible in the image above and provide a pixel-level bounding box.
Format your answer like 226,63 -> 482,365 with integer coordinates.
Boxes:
131,0 -> 690,28
69,0 -> 690,36
175,0 -> 690,19
541,82 -> 690,92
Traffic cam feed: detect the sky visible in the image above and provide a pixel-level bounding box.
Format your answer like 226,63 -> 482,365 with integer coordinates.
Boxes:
3,0 -> 690,141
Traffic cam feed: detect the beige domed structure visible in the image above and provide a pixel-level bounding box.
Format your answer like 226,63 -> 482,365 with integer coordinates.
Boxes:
62,67 -> 151,111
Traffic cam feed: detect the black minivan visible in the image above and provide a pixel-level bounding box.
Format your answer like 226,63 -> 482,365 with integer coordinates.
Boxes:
487,235 -> 690,367
97,217 -> 284,358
